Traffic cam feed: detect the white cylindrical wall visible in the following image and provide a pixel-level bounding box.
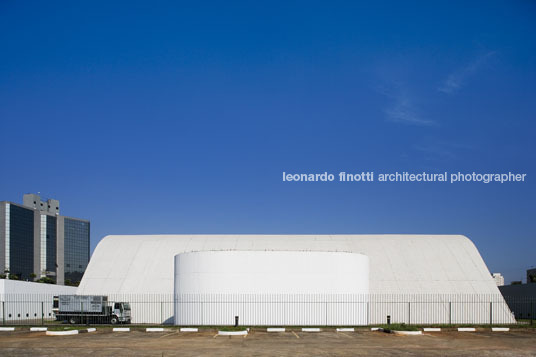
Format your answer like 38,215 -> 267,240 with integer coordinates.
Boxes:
174,251 -> 369,325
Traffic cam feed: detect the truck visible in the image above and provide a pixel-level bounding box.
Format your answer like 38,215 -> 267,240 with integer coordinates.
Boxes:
53,295 -> 131,324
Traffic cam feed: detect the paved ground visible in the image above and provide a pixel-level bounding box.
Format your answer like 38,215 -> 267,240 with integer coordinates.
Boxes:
0,329 -> 535,356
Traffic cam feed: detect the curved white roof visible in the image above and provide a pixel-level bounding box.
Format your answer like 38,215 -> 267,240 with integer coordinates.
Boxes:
78,234 -> 500,296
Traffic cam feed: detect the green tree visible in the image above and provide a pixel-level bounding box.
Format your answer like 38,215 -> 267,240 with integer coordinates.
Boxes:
37,277 -> 55,284
65,279 -> 80,287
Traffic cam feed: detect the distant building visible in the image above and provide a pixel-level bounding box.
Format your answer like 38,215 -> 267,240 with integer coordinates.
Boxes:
499,283 -> 536,320
0,194 -> 90,285
492,273 -> 504,286
498,268 -> 536,319
527,268 -> 536,284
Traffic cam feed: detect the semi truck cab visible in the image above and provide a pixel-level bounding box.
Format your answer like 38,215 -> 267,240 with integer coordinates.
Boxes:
112,302 -> 131,324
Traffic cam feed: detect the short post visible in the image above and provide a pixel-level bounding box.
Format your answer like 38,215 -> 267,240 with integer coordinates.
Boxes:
366,301 -> 369,326
161,301 -> 163,324
530,300 -> 534,326
489,301 -> 493,325
2,301 -> 5,325
387,315 -> 391,325
235,315 -> 239,327
81,301 -> 83,325
41,302 -> 44,326
325,301 -> 328,326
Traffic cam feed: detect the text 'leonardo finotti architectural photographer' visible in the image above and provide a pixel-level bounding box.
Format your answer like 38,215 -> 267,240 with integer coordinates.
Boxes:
282,171 -> 527,184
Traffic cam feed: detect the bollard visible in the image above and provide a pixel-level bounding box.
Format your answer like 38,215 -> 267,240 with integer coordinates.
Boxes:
387,315 -> 391,325
235,316 -> 239,327
449,301 -> 452,325
489,301 -> 493,325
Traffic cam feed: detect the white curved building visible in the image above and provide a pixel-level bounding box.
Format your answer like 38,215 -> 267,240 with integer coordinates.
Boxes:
78,235 -> 515,325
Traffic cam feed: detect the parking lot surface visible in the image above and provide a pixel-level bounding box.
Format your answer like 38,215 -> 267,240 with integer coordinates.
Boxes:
0,329 -> 535,356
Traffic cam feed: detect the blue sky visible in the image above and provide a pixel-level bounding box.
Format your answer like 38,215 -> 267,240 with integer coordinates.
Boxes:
1,1 -> 535,283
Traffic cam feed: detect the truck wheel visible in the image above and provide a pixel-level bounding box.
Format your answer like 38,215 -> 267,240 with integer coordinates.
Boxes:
110,316 -> 119,324
69,317 -> 79,324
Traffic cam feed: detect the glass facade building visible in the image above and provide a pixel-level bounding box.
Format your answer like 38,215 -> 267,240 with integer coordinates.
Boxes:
7,204 -> 34,280
64,218 -> 90,284
46,215 -> 57,273
1,195 -> 90,285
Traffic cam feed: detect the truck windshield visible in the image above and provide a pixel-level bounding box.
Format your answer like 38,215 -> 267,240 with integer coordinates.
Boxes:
123,303 -> 131,310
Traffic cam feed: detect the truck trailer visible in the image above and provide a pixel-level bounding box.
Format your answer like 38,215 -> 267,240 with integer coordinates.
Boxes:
53,295 -> 131,324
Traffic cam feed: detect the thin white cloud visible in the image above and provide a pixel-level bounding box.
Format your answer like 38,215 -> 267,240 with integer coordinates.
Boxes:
413,144 -> 456,160
379,85 -> 436,126
438,51 -> 496,94
413,141 -> 474,161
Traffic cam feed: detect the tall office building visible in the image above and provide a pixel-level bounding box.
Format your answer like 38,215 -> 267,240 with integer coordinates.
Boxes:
0,194 -> 90,285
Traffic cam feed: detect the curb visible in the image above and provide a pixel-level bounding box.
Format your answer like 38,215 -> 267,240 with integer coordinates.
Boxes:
113,327 -> 130,332
46,330 -> 79,336
78,328 -> 96,334
370,327 -> 382,331
458,327 -> 476,332
392,330 -> 423,335
267,328 -> 285,332
30,327 -> 47,332
146,328 -> 165,332
336,328 -> 355,332
218,330 -> 248,336
492,327 -> 510,332
302,328 -> 321,332
0,327 -> 15,331
180,328 -> 198,332
423,328 -> 441,332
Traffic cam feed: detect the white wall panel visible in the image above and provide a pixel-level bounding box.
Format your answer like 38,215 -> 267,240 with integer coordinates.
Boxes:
0,280 -> 77,322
